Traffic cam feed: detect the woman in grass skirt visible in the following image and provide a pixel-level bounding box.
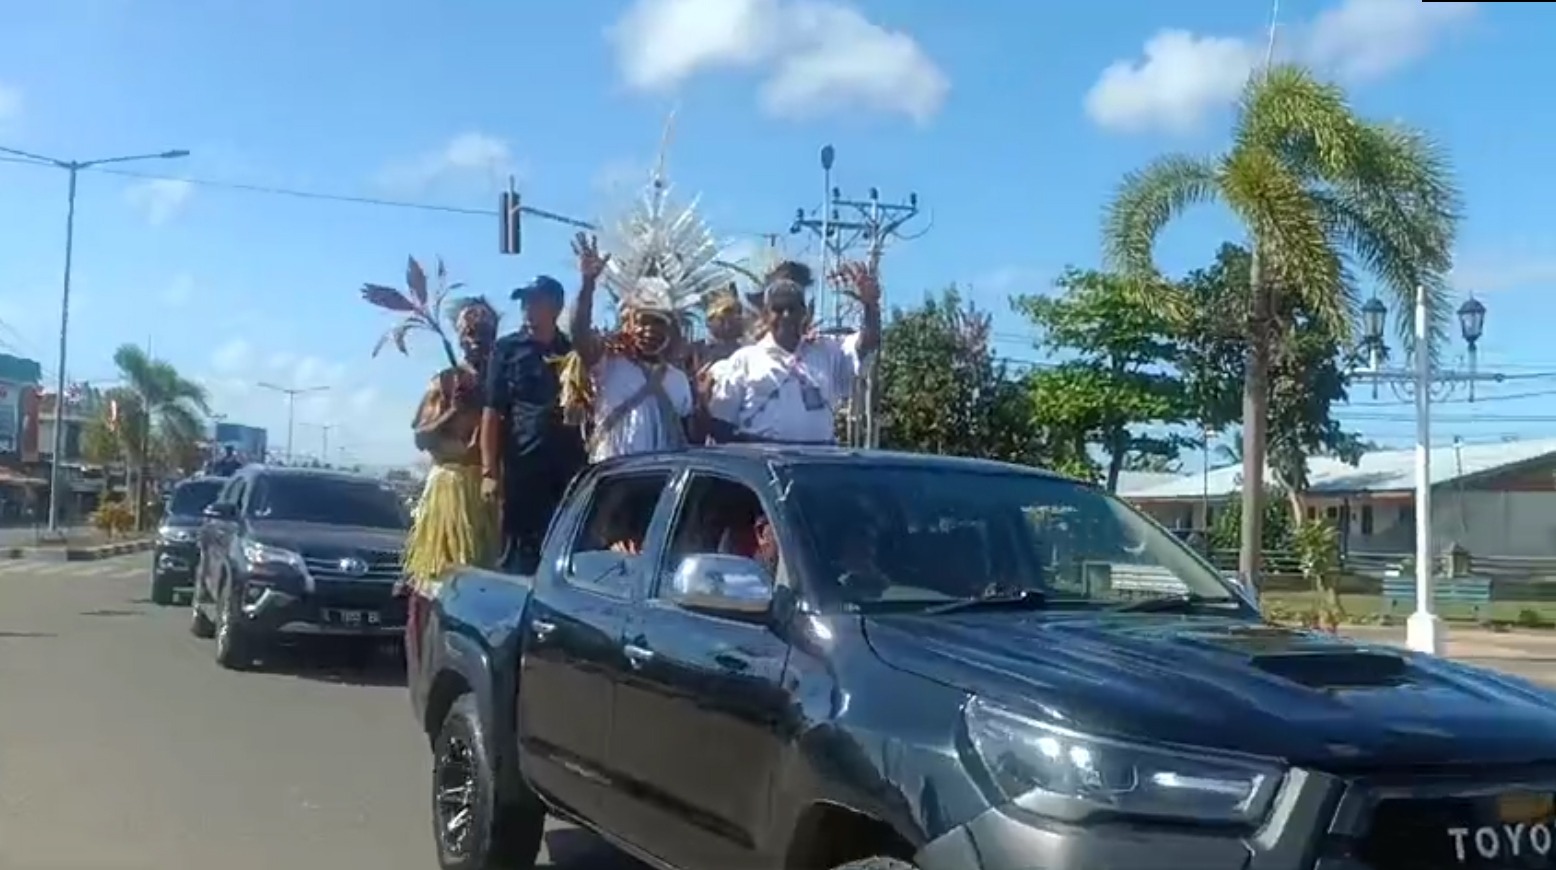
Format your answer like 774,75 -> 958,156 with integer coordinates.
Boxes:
403,297 -> 501,664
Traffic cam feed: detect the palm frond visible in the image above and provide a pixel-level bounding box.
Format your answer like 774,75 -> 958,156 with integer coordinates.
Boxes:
1103,155 -> 1221,276
1221,146 -> 1347,335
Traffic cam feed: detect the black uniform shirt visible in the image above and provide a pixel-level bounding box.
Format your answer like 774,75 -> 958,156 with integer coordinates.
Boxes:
483,331 -> 583,462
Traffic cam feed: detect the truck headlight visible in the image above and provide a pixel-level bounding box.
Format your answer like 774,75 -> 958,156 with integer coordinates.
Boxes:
964,697 -> 1282,825
242,541 -> 305,573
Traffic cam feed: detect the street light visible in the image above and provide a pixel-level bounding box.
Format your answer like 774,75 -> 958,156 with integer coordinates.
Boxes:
1,145 -> 192,535
1352,286 -> 1505,655
257,383 -> 330,463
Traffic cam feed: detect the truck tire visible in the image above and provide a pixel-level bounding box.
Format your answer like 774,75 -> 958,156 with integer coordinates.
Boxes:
432,694 -> 545,870
189,598 -> 215,639
150,570 -> 176,606
831,859 -> 918,870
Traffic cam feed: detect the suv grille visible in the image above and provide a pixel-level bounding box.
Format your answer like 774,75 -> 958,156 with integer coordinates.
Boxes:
302,551 -> 402,582
1357,795 -> 1556,869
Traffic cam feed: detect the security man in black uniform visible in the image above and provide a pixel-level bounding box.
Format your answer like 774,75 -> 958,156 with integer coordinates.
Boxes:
479,275 -> 586,574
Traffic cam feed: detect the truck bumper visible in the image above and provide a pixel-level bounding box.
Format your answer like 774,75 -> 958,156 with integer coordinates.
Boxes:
915,769 -> 1344,870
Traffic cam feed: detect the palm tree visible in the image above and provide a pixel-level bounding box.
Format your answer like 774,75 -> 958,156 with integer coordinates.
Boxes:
1102,65 -> 1459,593
110,345 -> 210,528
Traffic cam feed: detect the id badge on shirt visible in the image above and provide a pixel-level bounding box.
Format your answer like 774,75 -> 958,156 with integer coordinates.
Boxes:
799,382 -> 827,411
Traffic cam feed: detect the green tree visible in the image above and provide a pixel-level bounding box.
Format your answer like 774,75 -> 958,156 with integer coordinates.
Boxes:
877,287 -> 1046,465
1178,243 -> 1368,519
1103,65 -> 1459,586
1015,268 -> 1191,492
109,345 -> 210,528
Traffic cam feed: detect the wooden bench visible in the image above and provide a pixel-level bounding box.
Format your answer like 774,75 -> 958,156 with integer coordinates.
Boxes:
1380,573 -> 1493,622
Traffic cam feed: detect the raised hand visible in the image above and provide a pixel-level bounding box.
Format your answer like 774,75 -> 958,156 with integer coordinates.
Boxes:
572,232 -> 610,282
832,254 -> 881,306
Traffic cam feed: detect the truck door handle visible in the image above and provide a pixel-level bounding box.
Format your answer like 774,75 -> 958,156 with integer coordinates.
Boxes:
531,620 -> 557,641
623,644 -> 655,668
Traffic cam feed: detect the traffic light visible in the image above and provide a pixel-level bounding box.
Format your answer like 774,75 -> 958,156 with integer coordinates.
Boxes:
499,190 -> 522,255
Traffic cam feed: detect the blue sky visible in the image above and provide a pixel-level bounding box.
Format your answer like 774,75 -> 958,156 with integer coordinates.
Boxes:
0,0 -> 1551,467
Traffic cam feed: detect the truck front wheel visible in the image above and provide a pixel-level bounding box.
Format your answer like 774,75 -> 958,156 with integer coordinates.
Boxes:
432,694 -> 545,870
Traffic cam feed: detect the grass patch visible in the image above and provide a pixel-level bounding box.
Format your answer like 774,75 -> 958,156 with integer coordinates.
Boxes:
1259,592 -> 1556,629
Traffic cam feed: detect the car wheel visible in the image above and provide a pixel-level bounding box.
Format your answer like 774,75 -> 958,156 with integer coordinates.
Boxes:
213,581 -> 252,670
189,595 -> 216,639
432,694 -> 545,870
150,571 -> 176,606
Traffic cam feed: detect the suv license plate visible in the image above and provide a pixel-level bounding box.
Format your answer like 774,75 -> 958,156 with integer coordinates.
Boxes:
324,609 -> 380,627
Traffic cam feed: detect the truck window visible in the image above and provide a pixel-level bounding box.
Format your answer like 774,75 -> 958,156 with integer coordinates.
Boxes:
567,471 -> 671,597
659,474 -> 777,596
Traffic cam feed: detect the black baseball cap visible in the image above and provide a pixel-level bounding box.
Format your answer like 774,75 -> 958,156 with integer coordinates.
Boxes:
510,275 -> 565,304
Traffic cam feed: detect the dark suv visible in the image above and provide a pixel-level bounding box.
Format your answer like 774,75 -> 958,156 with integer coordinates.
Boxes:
189,465 -> 410,670
151,475 -> 228,605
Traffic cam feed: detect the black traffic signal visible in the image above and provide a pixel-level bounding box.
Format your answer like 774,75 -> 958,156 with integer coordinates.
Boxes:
499,191 -> 522,255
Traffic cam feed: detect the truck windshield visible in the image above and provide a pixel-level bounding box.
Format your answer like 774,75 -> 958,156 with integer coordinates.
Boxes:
786,465 -> 1237,611
168,480 -> 224,516
248,476 -> 409,530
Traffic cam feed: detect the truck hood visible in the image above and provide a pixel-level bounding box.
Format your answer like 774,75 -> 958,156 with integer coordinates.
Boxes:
865,613 -> 1556,767
248,520 -> 405,557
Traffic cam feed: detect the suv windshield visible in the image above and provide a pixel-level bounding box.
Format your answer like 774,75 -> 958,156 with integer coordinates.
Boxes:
787,465 -> 1237,611
248,475 -> 409,530
168,479 -> 224,517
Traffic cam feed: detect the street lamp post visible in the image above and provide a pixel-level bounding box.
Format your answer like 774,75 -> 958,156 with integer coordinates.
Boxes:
257,383 -> 330,463
0,145 -> 192,535
1352,286 -> 1502,655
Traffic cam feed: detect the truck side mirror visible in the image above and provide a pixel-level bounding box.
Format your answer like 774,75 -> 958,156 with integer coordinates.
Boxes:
667,553 -> 774,617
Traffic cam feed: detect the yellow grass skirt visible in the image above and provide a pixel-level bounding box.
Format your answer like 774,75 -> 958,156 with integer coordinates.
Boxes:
404,463 -> 499,592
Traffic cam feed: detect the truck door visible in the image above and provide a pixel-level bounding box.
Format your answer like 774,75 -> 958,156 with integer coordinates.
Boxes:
608,472 -> 794,868
515,469 -> 671,821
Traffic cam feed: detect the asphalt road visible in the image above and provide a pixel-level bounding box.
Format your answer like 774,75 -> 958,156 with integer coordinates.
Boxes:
4,557 -> 1554,870
0,554 -> 635,870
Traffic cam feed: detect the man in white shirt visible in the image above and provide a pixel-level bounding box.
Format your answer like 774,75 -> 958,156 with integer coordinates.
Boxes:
706,259 -> 881,444
565,232 -> 695,462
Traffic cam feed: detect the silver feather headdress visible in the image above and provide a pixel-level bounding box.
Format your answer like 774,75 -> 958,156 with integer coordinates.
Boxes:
597,115 -> 729,323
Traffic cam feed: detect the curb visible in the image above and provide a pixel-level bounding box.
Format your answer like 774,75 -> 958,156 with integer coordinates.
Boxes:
0,538 -> 155,562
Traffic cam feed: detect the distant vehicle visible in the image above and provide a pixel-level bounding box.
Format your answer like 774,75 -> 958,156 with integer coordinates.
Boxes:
412,446 -> 1556,870
150,475 -> 229,605
189,465 -> 410,670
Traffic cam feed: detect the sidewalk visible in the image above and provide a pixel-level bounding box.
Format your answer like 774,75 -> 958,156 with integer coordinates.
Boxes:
1342,625 -> 1556,662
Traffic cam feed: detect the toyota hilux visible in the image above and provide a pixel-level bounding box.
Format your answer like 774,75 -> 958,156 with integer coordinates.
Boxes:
411,446 -> 1556,870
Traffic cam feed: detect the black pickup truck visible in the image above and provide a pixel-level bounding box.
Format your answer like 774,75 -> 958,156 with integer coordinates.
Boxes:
411,446 -> 1556,870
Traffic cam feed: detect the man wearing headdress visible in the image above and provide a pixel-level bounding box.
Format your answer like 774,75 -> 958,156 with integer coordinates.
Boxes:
563,231 -> 695,461
404,297 -> 501,667
705,257 -> 881,444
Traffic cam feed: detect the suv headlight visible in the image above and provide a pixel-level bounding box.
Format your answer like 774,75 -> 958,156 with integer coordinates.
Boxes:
158,526 -> 195,543
242,541 -> 305,572
964,697 -> 1283,825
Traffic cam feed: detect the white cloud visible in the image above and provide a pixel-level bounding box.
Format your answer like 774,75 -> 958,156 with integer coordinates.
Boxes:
1085,0 -> 1477,135
375,132 -> 515,193
161,273 -> 195,309
123,178 -> 194,226
0,83 -> 21,122
210,338 -> 252,373
608,0 -> 948,124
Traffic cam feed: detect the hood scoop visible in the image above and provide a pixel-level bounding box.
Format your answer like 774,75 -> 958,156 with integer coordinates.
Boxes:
1249,650 -> 1411,689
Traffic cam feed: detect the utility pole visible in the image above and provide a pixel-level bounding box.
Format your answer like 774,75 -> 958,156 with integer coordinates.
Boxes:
257,382 -> 329,464
301,422 -> 336,465
788,144 -> 922,448
1,144 -> 191,535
